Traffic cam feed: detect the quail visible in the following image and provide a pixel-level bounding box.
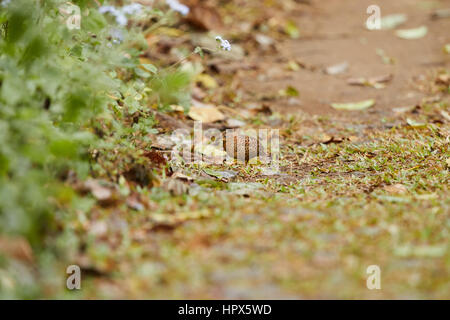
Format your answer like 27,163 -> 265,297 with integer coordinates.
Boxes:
222,131 -> 268,163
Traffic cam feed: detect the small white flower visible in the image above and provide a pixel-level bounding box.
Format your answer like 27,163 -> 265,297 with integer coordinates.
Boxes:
115,12 -> 128,26
215,36 -> 232,51
99,4 -> 143,27
99,5 -> 127,26
166,0 -> 190,16
121,3 -> 143,15
98,5 -> 118,15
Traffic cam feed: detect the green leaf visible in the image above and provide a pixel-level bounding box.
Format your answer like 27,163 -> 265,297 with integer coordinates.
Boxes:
50,139 -> 78,158
395,26 -> 428,39
330,99 -> 375,111
1,75 -> 24,105
142,64 -> 158,74
444,44 -> 450,54
279,86 -> 299,97
135,67 -> 151,78
284,21 -> 300,39
380,14 -> 407,30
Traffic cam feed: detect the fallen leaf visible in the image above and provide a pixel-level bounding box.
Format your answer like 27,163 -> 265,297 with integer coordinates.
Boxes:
279,86 -> 299,97
169,104 -> 185,112
331,99 -> 375,111
395,26 -> 428,39
319,134 -> 345,144
254,34 -> 274,47
203,168 -> 238,182
287,60 -> 301,71
188,104 -> 225,123
284,21 -> 300,39
444,44 -> 450,54
195,73 -> 217,89
442,110 -> 450,121
431,8 -> 450,20
325,62 -> 349,75
186,4 -> 223,31
393,105 -> 417,114
436,73 -> 450,86
380,14 -> 407,30
171,171 -> 195,182
347,74 -> 393,88
406,118 -> 427,128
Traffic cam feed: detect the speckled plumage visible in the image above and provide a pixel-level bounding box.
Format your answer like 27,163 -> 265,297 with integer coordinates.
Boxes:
222,132 -> 267,162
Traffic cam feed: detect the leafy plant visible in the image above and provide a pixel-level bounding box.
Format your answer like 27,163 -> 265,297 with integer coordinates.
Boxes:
0,0 -> 192,297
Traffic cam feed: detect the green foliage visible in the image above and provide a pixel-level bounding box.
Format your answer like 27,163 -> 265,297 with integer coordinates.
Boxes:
1,0 -> 103,243
0,0 -> 190,247
150,70 -> 191,107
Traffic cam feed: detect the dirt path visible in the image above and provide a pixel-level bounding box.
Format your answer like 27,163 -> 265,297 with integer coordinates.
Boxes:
239,0 -> 450,119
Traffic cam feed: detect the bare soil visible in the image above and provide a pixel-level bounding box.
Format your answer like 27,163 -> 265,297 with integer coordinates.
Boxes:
238,0 -> 450,118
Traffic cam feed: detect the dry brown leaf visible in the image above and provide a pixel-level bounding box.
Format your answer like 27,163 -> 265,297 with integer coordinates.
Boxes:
319,134 -> 345,144
171,171 -> 195,182
186,4 -> 223,31
188,105 -> 225,123
441,110 -> 450,122
436,74 -> 450,86
393,105 -> 418,114
347,74 -> 393,88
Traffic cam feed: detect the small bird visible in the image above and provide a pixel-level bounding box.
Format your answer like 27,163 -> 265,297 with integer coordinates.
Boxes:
222,131 -> 268,163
